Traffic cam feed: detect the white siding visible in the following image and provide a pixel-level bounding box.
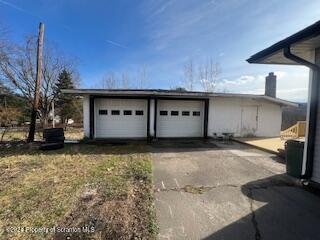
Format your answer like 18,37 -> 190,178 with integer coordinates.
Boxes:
208,97 -> 281,137
83,95 -> 90,138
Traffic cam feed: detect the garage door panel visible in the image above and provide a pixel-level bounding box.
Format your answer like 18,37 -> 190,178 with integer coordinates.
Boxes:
157,100 -> 204,137
95,99 -> 147,138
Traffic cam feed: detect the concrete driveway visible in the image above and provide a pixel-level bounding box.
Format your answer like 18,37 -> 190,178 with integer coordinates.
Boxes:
151,140 -> 320,240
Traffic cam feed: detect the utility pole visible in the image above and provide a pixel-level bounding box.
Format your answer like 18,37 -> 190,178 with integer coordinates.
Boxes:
52,100 -> 55,128
27,22 -> 44,142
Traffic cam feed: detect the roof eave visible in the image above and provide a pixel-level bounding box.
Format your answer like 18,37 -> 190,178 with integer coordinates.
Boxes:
247,20 -> 320,64
61,89 -> 211,97
262,96 -> 299,107
62,89 -> 297,107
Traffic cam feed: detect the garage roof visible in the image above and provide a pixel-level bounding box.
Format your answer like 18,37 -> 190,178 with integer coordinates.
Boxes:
62,88 -> 298,107
247,20 -> 320,65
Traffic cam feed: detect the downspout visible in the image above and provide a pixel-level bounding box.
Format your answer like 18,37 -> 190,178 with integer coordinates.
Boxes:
283,46 -> 319,179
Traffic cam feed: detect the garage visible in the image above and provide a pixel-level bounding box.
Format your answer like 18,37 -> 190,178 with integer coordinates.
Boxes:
63,88 -> 294,140
156,99 -> 204,137
94,98 -> 148,138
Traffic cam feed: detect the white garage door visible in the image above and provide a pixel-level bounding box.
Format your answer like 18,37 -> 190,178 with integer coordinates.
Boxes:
95,98 -> 148,138
157,100 -> 204,137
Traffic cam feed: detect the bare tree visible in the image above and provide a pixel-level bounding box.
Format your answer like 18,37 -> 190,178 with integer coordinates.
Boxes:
0,35 -> 76,127
121,72 -> 129,88
183,59 -> 195,91
102,72 -> 117,89
0,106 -> 21,141
198,62 -> 209,91
0,25 -> 13,76
198,58 -> 221,92
137,65 -> 148,89
0,26 -> 9,60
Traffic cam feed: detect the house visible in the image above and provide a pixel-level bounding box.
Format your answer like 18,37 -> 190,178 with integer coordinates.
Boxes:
247,20 -> 320,185
62,74 -> 295,140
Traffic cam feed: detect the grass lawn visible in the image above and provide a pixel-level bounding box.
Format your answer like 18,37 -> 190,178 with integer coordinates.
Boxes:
0,143 -> 157,240
0,127 -> 84,142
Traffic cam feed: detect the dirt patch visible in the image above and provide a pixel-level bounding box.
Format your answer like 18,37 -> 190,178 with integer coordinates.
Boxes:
0,146 -> 43,191
54,181 -> 155,240
157,184 -> 240,194
182,185 -> 213,194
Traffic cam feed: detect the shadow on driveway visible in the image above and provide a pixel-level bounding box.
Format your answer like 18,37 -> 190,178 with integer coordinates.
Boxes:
202,174 -> 320,240
151,140 -> 320,240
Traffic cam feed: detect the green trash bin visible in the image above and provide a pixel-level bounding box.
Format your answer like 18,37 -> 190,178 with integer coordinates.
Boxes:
285,140 -> 304,178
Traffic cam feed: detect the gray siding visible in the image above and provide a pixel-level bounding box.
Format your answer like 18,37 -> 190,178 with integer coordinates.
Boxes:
312,97 -> 320,182
312,49 -> 320,183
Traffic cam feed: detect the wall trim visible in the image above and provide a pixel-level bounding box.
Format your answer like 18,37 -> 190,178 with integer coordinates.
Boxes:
147,98 -> 150,139
89,95 -> 95,139
204,99 -> 209,138
154,98 -> 158,138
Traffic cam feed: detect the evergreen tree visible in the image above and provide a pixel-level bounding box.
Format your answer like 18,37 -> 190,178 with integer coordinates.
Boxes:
55,69 -> 75,125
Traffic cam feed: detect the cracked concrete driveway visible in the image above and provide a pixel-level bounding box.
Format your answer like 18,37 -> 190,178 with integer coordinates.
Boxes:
151,140 -> 320,240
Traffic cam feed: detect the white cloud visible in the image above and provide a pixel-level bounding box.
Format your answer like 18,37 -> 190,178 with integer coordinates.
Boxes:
105,40 -> 127,49
277,88 -> 308,102
240,88 -> 264,95
149,0 -> 176,17
274,71 -> 287,79
216,74 -> 264,90
224,75 -> 255,85
144,0 -> 226,51
215,68 -> 309,102
0,0 -> 25,12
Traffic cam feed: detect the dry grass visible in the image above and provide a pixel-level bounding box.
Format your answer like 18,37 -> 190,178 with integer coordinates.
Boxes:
64,128 -> 84,140
0,127 -> 83,142
0,143 -> 156,240
0,129 -> 38,141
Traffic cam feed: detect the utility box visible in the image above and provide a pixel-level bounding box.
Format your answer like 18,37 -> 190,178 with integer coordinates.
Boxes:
285,140 -> 304,178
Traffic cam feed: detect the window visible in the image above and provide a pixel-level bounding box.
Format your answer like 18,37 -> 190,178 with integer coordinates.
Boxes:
99,110 -> 108,115
182,111 -> 190,116
160,111 -> 168,116
193,111 -> 200,116
111,110 -> 120,115
123,110 -> 132,115
135,110 -> 144,116
171,111 -> 179,116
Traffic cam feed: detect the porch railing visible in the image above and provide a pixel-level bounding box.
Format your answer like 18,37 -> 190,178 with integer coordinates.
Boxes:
280,121 -> 306,139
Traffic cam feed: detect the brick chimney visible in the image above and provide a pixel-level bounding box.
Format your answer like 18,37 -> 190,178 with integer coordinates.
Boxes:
265,72 -> 276,98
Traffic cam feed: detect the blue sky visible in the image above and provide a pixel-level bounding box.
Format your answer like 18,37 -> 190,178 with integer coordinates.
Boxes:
1,0 -> 320,102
